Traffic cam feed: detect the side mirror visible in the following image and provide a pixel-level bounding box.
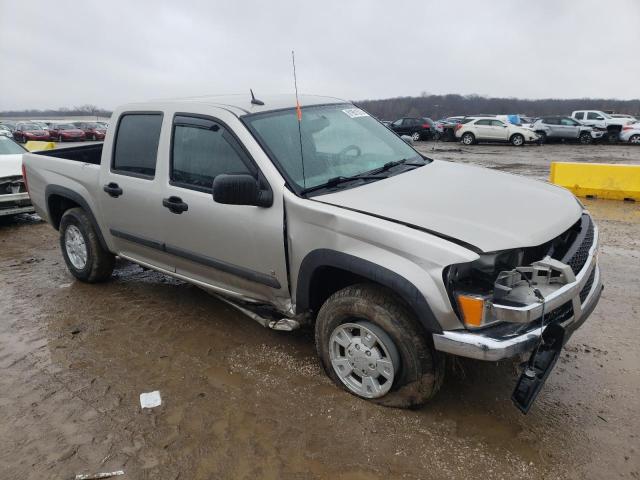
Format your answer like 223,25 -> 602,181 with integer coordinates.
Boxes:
212,174 -> 272,207
400,135 -> 414,144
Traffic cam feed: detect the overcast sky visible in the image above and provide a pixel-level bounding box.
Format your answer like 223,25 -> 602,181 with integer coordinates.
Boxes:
1,0 -> 639,110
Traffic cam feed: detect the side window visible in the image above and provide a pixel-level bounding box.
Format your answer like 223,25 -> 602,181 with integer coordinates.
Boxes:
475,119 -> 491,126
560,118 -> 577,126
574,112 -> 584,120
392,119 -> 402,127
545,118 -> 559,125
587,112 -> 603,120
171,116 -> 252,191
491,120 -> 505,127
112,113 -> 163,178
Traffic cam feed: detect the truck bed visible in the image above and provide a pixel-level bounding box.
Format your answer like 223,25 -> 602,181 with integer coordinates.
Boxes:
34,143 -> 103,165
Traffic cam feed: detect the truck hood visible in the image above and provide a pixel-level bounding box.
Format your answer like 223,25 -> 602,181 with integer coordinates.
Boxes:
0,154 -> 23,178
317,160 -> 583,252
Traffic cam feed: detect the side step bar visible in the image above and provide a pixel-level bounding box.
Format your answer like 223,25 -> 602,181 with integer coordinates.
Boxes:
214,295 -> 302,331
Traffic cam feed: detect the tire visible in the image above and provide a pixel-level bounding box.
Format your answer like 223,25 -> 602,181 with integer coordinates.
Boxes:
629,134 -> 640,144
461,132 -> 475,145
510,133 -> 525,146
579,132 -> 592,145
315,284 -> 445,408
59,207 -> 115,283
411,131 -> 421,142
536,131 -> 547,144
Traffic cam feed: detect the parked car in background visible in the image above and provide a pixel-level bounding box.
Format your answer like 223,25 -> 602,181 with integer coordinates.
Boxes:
0,121 -> 17,132
389,117 -> 436,141
571,110 -> 633,143
0,136 -> 34,217
435,117 -> 465,141
610,114 -> 638,123
619,123 -> 640,144
455,117 -> 539,146
73,122 -> 107,141
12,122 -> 50,143
531,116 -> 603,144
48,123 -> 86,142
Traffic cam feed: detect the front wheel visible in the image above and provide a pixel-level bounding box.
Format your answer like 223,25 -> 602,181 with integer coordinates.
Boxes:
59,207 -> 115,283
510,133 -> 525,146
315,284 -> 444,408
411,131 -> 421,142
629,134 -> 640,144
579,132 -> 593,145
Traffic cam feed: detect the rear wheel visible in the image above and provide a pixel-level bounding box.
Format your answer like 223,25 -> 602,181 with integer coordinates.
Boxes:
59,207 -> 115,283
579,132 -> 593,145
411,131 -> 421,142
461,132 -> 475,145
315,284 -> 444,408
510,133 -> 525,146
629,134 -> 640,144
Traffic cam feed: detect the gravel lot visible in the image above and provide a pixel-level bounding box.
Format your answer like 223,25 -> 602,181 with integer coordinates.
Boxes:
1,142 -> 639,479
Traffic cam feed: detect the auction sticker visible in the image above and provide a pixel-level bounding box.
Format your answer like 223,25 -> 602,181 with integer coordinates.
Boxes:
342,108 -> 369,118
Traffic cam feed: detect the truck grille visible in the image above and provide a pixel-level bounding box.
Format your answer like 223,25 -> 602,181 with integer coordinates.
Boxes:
580,268 -> 596,303
564,216 -> 595,275
544,301 -> 574,325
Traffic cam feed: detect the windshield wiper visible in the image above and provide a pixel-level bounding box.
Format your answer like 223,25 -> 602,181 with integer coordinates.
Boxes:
300,174 -> 386,195
370,157 -> 426,175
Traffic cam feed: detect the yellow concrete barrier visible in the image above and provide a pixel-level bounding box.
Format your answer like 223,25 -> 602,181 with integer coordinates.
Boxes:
549,162 -> 640,201
24,141 -> 57,152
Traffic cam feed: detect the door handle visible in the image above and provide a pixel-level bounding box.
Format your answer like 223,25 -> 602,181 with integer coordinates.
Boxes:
103,182 -> 123,198
162,196 -> 189,214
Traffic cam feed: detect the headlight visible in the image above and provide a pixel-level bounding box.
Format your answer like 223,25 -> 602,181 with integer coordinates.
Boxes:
444,249 -> 524,329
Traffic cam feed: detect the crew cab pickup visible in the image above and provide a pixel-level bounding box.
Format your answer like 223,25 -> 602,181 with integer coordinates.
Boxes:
23,95 -> 603,412
571,110 -> 633,142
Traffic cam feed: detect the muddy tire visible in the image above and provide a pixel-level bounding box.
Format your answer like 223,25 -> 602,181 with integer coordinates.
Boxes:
411,131 -> 421,142
579,132 -> 592,145
510,133 -> 525,146
315,284 -> 444,408
59,207 -> 115,283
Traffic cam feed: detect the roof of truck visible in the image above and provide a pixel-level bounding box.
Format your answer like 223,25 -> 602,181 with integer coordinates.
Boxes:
140,94 -> 348,117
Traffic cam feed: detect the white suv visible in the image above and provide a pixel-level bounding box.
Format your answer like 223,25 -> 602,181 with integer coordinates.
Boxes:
455,117 -> 539,146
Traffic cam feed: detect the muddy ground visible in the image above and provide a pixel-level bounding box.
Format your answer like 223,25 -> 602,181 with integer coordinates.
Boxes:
1,143 -> 639,479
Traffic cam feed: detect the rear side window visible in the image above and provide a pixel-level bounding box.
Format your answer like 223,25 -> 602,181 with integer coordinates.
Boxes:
544,117 -> 560,125
112,113 -> 163,178
171,115 -> 252,192
475,119 -> 492,126
574,112 -> 584,120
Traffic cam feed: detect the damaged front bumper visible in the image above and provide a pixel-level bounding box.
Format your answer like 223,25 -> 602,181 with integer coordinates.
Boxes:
433,223 -> 602,361
0,192 -> 35,217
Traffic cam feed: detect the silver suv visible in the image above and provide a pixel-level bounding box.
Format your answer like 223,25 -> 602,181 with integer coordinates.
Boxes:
531,116 -> 603,144
23,94 -> 603,412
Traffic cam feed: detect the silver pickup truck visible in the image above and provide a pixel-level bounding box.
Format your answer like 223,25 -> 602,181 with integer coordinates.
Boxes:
23,94 -> 603,412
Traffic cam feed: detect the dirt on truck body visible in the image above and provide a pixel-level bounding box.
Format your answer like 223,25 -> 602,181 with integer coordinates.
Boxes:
1,143 -> 639,479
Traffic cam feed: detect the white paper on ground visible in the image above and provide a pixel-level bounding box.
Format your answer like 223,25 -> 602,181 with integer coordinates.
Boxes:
139,390 -> 162,408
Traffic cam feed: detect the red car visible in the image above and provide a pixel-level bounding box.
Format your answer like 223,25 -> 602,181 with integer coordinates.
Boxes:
73,122 -> 106,141
12,122 -> 50,143
49,123 -> 86,142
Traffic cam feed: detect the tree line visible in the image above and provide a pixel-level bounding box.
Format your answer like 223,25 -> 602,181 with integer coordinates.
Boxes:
0,104 -> 111,118
355,94 -> 640,120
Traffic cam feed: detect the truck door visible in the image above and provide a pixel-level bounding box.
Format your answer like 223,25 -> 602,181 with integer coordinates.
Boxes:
160,113 -> 288,303
98,112 -> 174,271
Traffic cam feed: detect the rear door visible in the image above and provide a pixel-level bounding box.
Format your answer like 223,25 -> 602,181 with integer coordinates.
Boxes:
98,112 -> 173,271
160,112 -> 287,302
544,117 -> 561,137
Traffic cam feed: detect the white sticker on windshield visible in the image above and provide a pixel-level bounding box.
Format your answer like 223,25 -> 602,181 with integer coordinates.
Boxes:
342,108 -> 369,118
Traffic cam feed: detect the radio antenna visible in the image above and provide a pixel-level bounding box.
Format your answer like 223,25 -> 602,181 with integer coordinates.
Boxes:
292,50 -> 306,188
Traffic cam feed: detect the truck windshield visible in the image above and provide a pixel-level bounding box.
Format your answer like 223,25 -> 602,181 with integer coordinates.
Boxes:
244,104 -> 422,192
